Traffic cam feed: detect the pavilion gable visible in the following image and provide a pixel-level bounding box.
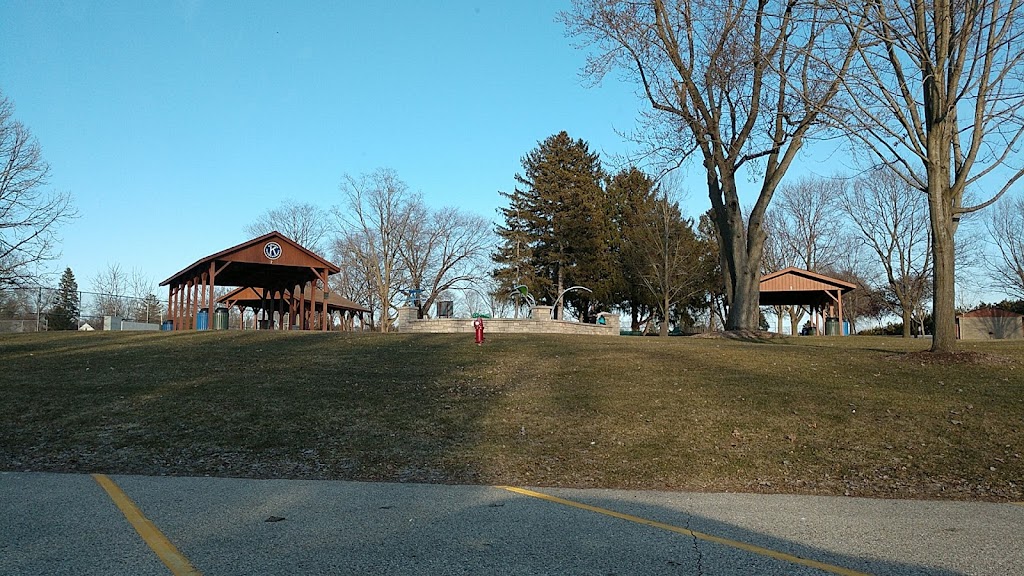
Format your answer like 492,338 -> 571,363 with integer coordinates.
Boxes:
159,231 -> 341,331
760,267 -> 856,294
759,267 -> 857,335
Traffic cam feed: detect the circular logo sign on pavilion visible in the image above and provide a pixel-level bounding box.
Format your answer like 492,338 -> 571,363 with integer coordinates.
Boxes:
264,241 -> 282,261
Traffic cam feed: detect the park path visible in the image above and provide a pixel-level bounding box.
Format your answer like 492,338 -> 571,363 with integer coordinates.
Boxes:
2,471 -> 1022,575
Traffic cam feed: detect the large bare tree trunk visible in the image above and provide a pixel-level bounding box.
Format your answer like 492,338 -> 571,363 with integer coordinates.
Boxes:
711,173 -> 770,331
827,0 -> 1024,352
562,2 -> 860,332
728,256 -> 763,331
930,195 -> 958,351
660,293 -> 670,337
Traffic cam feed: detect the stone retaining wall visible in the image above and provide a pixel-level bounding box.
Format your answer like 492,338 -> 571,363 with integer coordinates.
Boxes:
396,307 -> 619,336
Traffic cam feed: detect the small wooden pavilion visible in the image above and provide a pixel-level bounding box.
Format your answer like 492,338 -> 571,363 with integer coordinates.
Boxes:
759,267 -> 856,335
160,231 -> 340,331
218,286 -> 369,331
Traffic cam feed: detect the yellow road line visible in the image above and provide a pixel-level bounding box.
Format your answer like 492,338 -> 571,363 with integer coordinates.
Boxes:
498,486 -> 870,576
92,474 -> 202,576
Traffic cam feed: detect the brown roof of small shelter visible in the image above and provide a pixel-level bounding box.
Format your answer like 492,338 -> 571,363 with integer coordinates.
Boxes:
759,267 -> 856,307
958,307 -> 1023,318
219,286 -> 370,314
159,231 -> 340,289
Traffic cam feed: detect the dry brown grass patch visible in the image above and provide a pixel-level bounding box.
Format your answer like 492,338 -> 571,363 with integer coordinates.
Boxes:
2,332 -> 1022,501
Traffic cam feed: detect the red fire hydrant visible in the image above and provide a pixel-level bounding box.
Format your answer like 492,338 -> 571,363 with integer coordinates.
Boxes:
473,317 -> 485,346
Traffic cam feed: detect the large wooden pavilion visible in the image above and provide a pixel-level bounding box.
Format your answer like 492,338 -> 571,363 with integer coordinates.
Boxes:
160,231 -> 341,331
218,286 -> 369,331
759,267 -> 856,335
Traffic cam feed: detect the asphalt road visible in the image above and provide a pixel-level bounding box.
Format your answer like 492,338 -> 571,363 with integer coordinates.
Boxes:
1,471 -> 1021,575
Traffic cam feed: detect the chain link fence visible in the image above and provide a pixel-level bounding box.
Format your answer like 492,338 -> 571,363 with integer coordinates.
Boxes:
0,287 -> 164,333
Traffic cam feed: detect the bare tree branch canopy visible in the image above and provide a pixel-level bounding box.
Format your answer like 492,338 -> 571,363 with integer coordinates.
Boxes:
842,168 -> 933,338
331,230 -> 383,330
0,91 -> 76,288
762,175 -> 847,333
90,263 -> 157,319
331,169 -> 494,329
634,192 -> 715,336
399,204 -> 493,318
766,177 -> 847,272
831,0 -> 1024,351
562,1 -> 862,330
332,169 -> 415,332
244,200 -> 332,254
985,194 -> 1024,299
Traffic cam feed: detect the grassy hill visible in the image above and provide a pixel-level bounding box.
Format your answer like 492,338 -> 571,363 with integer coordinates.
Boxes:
1,330 -> 1021,501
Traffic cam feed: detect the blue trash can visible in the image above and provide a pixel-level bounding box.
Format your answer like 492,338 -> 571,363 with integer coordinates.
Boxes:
161,320 -> 173,331
196,308 -> 209,330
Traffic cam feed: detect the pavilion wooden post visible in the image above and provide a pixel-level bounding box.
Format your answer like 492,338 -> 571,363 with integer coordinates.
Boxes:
317,267 -> 329,332
166,288 -> 173,329
178,283 -> 185,330
822,289 -> 846,336
257,288 -> 265,329
837,289 -> 845,336
186,279 -> 194,330
180,281 -> 187,330
194,278 -> 200,328
277,289 -> 285,330
169,285 -> 176,330
194,275 -> 202,328
174,284 -> 181,330
202,271 -> 210,327
208,262 -> 216,326
285,288 -> 293,330
306,271 -> 317,331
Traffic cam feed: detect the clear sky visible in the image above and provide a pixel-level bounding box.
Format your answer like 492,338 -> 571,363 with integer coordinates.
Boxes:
0,1 -> 999,310
1,0 -> 677,291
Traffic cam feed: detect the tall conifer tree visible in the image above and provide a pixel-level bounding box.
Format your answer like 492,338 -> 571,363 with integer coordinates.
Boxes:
607,167 -> 659,329
493,131 -> 611,319
47,267 -> 79,330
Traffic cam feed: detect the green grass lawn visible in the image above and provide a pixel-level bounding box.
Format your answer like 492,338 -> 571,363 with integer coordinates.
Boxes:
1,330 -> 1021,501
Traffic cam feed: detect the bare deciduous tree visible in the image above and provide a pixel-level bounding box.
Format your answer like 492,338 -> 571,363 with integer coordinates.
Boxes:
0,91 -> 76,288
985,194 -> 1024,299
768,177 -> 847,272
399,203 -> 493,318
832,0 -> 1024,351
329,251 -> 379,330
332,169 -> 415,332
842,168 -> 932,338
90,264 -> 156,319
244,199 -> 331,254
634,193 -> 715,336
562,1 -> 862,330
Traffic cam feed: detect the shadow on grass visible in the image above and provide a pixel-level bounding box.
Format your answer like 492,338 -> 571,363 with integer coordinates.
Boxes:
0,331 -> 499,484
2,331 -> 1022,501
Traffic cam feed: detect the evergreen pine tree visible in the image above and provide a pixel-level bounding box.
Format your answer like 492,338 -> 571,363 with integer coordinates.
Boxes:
493,187 -> 543,316
47,267 -> 79,330
493,131 -> 613,319
607,167 -> 660,329
138,293 -> 164,323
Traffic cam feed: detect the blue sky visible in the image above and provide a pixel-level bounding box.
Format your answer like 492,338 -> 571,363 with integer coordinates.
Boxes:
2,1 -> 674,291
2,1 -> 998,311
